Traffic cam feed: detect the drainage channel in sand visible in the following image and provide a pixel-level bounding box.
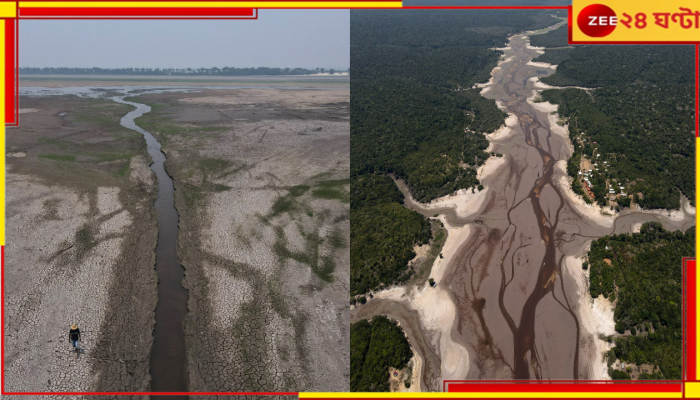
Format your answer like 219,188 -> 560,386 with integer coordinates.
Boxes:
114,96 -> 189,395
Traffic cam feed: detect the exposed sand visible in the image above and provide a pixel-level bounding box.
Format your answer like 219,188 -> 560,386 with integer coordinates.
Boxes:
484,115 -> 519,143
527,61 -> 556,69
406,351 -> 424,392
410,277 -> 470,381
563,256 -> 614,379
532,79 -> 595,92
477,156 -> 507,181
180,88 -> 350,110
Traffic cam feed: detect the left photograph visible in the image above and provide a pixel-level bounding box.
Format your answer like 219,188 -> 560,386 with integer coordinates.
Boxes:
5,12 -> 350,393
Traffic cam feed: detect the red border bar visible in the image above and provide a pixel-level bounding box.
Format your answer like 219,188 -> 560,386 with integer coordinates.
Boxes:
687,258 -> 697,381
19,7 -> 256,17
446,382 -> 682,393
4,19 -> 16,126
3,392 -> 297,396
402,6 -> 568,9
4,4 -> 699,396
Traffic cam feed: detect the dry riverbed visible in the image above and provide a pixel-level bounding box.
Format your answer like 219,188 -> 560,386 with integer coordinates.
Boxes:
352,23 -> 694,388
5,95 -> 159,391
130,88 -> 350,392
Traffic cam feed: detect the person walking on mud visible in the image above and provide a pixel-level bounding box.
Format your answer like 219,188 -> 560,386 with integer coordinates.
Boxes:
69,324 -> 81,358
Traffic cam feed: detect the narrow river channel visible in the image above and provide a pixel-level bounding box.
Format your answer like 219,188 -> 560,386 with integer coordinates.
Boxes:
114,97 -> 189,394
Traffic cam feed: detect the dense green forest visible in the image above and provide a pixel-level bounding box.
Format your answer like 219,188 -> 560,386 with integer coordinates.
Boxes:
350,316 -> 413,391
530,22 -> 575,65
588,222 -> 693,379
538,45 -> 695,209
533,47 -> 574,65
529,22 -> 569,48
352,9 -> 563,202
350,9 -> 563,295
20,66 -> 344,76
351,175 -> 430,295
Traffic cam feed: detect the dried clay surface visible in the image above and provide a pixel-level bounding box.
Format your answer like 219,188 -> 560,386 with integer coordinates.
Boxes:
130,87 -> 350,393
5,95 -> 158,393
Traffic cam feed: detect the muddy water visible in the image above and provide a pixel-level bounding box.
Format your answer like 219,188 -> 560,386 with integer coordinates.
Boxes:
114,97 -> 189,394
353,23 -> 695,387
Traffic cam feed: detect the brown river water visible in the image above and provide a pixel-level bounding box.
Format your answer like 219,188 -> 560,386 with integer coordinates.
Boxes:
115,97 -> 189,397
351,25 -> 695,389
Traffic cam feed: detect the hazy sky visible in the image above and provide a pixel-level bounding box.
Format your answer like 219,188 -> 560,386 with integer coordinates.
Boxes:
20,10 -> 349,69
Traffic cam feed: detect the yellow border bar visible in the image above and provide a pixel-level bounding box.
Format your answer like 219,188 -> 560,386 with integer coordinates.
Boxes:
688,382 -> 700,398
19,1 -> 402,8
0,1 -> 16,18
300,393 -> 681,399
697,137 -> 700,381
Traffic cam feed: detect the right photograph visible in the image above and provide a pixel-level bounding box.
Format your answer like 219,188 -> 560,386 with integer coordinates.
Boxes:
350,6 -> 695,391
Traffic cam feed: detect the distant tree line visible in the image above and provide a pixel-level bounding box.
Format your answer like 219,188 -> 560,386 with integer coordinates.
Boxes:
20,66 -> 347,76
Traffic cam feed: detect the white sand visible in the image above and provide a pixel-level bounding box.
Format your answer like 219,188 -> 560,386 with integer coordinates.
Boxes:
631,223 -> 642,233
485,114 -> 519,142
414,225 -> 473,380
418,188 -> 490,220
638,206 -> 695,222
407,350 -> 424,392
529,100 -> 570,142
373,286 -> 408,302
432,225 -> 472,280
477,156 -> 507,181
527,61 -> 556,70
410,278 -> 470,381
527,45 -> 546,51
563,256 -> 614,379
475,57 -> 515,95
684,200 -> 696,216
533,80 -> 595,92
372,223 -> 474,381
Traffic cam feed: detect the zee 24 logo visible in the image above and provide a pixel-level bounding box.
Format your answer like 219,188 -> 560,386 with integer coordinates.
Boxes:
577,3 -> 700,38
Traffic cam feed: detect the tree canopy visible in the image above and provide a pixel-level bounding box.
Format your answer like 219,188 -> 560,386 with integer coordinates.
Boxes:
588,222 -> 694,379
350,316 -> 413,391
539,45 -> 695,209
